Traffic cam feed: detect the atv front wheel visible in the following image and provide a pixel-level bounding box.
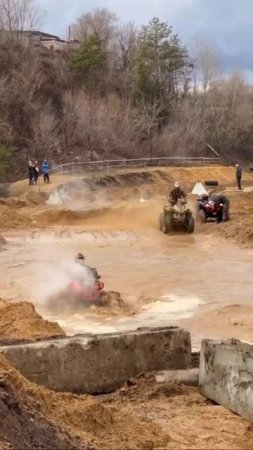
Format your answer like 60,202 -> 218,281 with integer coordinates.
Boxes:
186,216 -> 195,233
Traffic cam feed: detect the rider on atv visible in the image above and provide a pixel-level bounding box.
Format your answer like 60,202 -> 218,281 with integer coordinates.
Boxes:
199,194 -> 230,223
168,182 -> 187,207
75,253 -> 101,281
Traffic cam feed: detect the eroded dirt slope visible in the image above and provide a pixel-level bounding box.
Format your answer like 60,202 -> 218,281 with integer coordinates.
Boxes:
101,374 -> 253,449
1,354 -> 253,450
0,299 -> 65,345
0,355 -> 169,450
198,190 -> 253,247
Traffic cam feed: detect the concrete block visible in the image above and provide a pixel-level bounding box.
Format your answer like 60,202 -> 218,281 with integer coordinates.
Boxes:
155,368 -> 199,386
199,339 -> 253,418
0,326 -> 191,394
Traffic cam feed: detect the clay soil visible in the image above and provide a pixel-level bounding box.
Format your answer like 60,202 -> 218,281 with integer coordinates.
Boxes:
1,354 -> 253,450
199,189 -> 253,247
0,299 -> 65,345
0,166 -> 253,449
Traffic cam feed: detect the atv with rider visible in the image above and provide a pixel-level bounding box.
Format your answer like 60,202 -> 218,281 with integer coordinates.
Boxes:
159,198 -> 195,234
197,194 -> 230,223
48,253 -> 105,312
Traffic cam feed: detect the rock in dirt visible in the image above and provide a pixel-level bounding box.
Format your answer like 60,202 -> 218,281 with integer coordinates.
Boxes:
100,291 -> 126,309
0,300 -> 65,345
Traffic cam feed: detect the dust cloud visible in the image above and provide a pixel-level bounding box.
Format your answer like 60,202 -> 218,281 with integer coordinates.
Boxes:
29,247 -> 97,312
47,180 -> 111,211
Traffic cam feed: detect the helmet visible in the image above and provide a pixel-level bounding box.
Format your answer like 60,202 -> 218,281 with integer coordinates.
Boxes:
174,182 -> 180,188
76,252 -> 85,262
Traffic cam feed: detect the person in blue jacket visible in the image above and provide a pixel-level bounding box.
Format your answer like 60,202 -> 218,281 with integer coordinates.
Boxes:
41,159 -> 50,183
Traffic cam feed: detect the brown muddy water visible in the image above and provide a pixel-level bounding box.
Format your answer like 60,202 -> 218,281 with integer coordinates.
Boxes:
0,222 -> 252,349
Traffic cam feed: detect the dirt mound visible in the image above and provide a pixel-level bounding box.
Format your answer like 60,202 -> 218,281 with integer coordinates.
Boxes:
39,391 -> 168,450
0,355 -> 87,450
0,300 -> 65,345
200,190 -> 253,247
101,291 -> 126,309
101,373 -> 253,450
0,191 -> 47,210
21,190 -> 48,206
110,373 -> 188,402
63,166 -> 253,196
0,205 -> 32,231
32,207 -> 111,226
0,198 -> 26,208
45,289 -> 128,317
0,354 -> 169,450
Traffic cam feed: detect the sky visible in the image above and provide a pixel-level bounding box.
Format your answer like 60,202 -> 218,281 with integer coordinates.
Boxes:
37,0 -> 253,79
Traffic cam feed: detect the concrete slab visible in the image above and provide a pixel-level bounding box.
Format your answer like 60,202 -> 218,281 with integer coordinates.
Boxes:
199,339 -> 253,418
0,326 -> 191,394
155,368 -> 199,386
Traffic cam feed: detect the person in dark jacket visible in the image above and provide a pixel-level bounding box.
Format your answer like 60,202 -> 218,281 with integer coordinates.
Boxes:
41,159 -> 50,183
28,160 -> 34,185
168,182 -> 187,206
210,194 -> 230,223
235,164 -> 242,190
33,160 -> 39,185
75,253 -> 100,281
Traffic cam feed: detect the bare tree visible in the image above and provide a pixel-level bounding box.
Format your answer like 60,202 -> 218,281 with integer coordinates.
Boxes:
71,8 -> 118,51
190,36 -> 221,94
31,108 -> 60,159
117,22 -> 136,71
0,0 -> 41,36
206,70 -> 252,158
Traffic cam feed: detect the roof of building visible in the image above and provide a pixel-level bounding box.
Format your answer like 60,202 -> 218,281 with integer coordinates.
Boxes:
21,30 -> 60,40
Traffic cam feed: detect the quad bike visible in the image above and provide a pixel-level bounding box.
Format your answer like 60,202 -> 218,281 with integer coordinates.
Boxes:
197,198 -> 224,223
48,274 -> 105,312
159,198 -> 195,234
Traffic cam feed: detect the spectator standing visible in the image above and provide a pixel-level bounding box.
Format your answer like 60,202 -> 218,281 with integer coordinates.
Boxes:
33,160 -> 39,185
235,164 -> 242,190
28,160 -> 34,185
41,159 -> 50,183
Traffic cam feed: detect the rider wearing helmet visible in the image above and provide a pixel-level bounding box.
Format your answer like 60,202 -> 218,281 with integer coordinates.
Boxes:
201,194 -> 209,202
168,182 -> 187,206
75,253 -> 85,265
75,253 -> 100,280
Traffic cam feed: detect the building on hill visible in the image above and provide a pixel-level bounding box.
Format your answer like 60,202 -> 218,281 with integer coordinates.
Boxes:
8,30 -> 80,51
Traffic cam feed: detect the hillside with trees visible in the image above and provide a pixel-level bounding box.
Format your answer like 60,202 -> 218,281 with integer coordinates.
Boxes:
0,0 -> 252,180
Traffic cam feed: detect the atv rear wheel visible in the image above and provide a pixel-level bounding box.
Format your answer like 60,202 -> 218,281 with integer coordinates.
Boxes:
186,215 -> 195,233
159,213 -> 165,232
164,212 -> 174,233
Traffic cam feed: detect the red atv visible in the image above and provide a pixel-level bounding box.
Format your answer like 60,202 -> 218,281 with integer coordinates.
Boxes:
68,279 -> 104,304
197,197 -> 223,223
48,276 -> 105,312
